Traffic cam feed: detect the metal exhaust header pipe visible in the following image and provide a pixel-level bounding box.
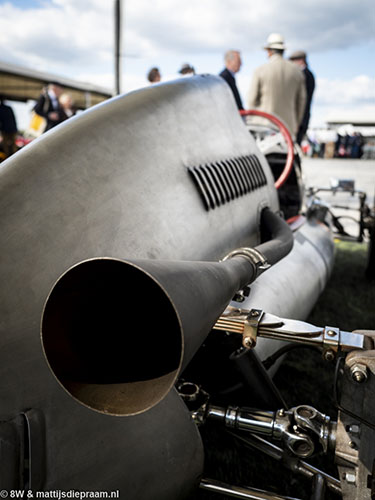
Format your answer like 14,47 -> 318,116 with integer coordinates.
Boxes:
41,210 -> 293,417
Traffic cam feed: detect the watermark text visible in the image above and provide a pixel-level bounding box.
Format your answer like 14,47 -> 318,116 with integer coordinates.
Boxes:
0,491 -> 120,499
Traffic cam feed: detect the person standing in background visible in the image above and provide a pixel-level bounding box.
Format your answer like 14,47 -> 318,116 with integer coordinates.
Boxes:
147,67 -> 161,84
178,63 -> 195,77
0,96 -> 18,159
59,93 -> 76,120
247,34 -> 306,138
219,50 -> 244,110
289,50 -> 315,145
33,82 -> 64,132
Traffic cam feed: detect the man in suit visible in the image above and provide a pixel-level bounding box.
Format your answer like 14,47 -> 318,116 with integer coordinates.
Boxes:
33,82 -> 64,132
289,50 -> 315,145
247,34 -> 306,138
219,50 -> 244,110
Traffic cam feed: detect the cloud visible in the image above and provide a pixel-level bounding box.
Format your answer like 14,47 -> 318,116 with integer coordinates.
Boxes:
1,0 -> 374,73
310,75 -> 375,125
0,0 -> 112,73
124,0 -> 375,55
76,70 -> 147,94
2,0 -> 374,130
315,75 -> 375,106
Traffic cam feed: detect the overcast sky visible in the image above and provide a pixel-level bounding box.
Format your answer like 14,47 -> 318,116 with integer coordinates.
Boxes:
1,0 -> 374,128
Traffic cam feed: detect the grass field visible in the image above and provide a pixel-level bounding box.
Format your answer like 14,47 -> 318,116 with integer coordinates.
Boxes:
271,239 -> 374,498
277,238 -> 375,416
199,239 -> 374,499
307,239 -> 375,331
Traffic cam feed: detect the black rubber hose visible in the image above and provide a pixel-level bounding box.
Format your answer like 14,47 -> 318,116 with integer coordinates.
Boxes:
262,344 -> 321,370
255,208 -> 294,266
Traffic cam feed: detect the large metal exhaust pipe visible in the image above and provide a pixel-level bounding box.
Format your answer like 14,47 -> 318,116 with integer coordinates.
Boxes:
41,256 -> 258,416
41,210 -> 293,417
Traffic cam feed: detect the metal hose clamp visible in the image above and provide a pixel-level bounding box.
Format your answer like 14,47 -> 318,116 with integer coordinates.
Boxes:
222,247 -> 270,276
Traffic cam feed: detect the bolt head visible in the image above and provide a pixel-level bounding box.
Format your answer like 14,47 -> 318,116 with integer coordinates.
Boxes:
324,349 -> 335,362
350,363 -> 368,383
348,424 -> 360,436
353,371 -> 365,383
243,337 -> 254,348
344,472 -> 356,484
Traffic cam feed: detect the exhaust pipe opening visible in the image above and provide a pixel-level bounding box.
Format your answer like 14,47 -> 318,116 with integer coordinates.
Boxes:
41,258 -> 183,416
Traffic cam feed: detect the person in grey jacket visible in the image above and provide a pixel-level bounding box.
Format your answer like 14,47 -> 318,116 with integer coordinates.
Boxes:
247,34 -> 306,138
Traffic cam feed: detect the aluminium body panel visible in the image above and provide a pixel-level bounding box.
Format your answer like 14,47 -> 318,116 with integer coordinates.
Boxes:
0,76 -> 278,495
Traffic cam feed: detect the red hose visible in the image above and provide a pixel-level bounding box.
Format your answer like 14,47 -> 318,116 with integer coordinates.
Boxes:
240,109 -> 295,190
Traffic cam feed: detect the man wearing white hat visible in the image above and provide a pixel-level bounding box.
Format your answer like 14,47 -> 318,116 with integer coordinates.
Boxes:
247,33 -> 306,138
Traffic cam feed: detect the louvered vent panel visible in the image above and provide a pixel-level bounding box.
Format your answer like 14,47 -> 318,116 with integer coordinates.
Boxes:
188,154 -> 267,210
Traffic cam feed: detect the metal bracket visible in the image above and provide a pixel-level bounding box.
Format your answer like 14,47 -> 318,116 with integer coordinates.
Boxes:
323,326 -> 340,361
214,307 -> 365,356
242,309 -> 264,349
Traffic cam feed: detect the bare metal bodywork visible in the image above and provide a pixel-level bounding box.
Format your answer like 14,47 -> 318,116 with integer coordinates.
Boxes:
0,76 -> 346,498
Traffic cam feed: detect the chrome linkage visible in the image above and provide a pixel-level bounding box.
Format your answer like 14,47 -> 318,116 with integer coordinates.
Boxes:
193,403 -> 336,459
214,307 -> 365,359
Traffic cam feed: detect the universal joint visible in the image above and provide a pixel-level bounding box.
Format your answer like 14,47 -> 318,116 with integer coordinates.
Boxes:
195,404 -> 336,458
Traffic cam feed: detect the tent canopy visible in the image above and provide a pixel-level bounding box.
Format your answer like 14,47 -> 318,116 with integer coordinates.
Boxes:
0,60 -> 113,109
